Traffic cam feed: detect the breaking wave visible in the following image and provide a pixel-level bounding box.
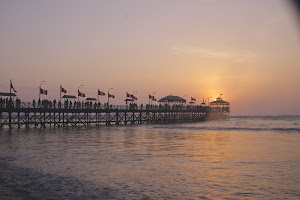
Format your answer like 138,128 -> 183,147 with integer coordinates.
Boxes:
152,126 -> 300,133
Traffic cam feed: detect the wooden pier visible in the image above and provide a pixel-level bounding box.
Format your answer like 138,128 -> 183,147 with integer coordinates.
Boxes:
0,105 -> 228,129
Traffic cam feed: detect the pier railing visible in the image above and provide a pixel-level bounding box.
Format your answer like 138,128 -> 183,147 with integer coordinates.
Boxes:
0,100 -> 229,129
0,101 -> 212,112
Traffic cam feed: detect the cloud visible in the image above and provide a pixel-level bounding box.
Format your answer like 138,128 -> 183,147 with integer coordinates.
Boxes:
171,45 -> 257,63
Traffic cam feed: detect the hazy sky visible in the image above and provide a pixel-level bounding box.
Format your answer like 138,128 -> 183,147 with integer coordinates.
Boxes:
0,0 -> 299,115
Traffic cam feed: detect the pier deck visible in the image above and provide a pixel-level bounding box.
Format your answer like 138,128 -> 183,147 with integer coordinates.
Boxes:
0,105 -> 229,129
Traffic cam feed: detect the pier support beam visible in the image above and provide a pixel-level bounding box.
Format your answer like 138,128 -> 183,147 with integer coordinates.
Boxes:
0,107 -> 215,129
8,111 -> 12,129
18,112 -> 20,128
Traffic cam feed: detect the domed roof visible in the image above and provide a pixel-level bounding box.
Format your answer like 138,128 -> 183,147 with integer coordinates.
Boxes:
210,97 -> 229,105
158,95 -> 186,103
62,95 -> 76,99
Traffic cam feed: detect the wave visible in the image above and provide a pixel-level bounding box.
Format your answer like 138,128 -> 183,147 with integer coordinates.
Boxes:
152,126 -> 300,133
230,115 -> 300,120
0,157 -> 116,200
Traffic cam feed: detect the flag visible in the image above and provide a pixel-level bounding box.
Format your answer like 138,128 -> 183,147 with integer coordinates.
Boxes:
98,90 -> 105,96
11,82 -> 17,93
191,97 -> 196,101
149,95 -> 155,100
108,93 -> 115,98
78,90 -> 85,97
127,92 -> 134,98
127,92 -> 137,100
40,88 -> 48,95
61,87 -> 67,93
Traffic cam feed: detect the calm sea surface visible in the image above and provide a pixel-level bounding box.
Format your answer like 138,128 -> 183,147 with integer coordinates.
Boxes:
1,116 -> 300,199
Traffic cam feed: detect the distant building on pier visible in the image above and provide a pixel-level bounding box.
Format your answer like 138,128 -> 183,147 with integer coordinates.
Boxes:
158,95 -> 186,105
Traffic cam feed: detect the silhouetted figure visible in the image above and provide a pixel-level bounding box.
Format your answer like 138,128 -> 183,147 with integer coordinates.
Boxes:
0,98 -> 3,108
16,98 -> 21,108
32,99 -> 36,108
64,99 -> 68,109
53,99 -> 56,109
8,98 -> 13,108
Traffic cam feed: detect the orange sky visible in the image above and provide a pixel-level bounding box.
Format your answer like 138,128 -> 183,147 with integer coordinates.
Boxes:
0,0 -> 299,115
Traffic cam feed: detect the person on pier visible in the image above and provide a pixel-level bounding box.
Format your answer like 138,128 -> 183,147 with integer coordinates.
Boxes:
53,99 -> 56,109
64,99 -> 68,109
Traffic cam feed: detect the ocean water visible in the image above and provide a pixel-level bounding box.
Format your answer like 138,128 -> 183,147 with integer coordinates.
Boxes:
0,116 -> 300,200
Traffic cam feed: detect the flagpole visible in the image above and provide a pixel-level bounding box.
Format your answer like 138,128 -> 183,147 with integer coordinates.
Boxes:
108,88 -> 113,108
39,81 -> 46,101
97,89 -> 99,102
10,80 -> 12,100
60,85 -> 62,104
133,91 -> 137,104
150,92 -> 156,106
78,85 -> 84,103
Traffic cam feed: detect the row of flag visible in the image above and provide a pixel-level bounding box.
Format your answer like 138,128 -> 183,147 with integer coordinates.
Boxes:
61,86 -> 197,102
41,86 -> 115,99
63,88 -> 114,98
45,88 -> 150,100
10,81 -> 206,102
42,87 -> 138,100
10,81 -> 156,101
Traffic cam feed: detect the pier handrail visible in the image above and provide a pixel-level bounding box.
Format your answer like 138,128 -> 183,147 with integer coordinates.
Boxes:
0,99 -> 230,112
